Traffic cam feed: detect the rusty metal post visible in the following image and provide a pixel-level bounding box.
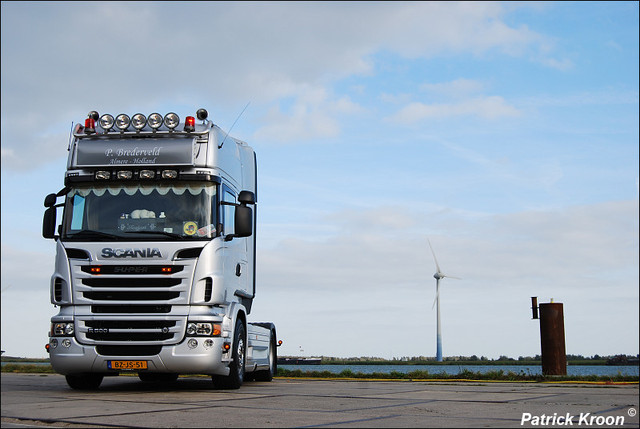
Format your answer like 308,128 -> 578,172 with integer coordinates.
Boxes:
538,302 -> 567,375
531,297 -> 539,319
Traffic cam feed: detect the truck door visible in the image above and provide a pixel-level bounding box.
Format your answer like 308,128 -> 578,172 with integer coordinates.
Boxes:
221,187 -> 249,297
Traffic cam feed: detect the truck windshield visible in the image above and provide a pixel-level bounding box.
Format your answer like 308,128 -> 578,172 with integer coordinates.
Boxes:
62,183 -> 217,241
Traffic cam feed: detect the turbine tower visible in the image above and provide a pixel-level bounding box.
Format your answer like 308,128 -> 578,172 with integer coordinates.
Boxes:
428,239 -> 460,362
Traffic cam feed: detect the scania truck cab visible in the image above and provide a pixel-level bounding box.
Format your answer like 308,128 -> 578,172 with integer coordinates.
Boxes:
42,108 -> 277,390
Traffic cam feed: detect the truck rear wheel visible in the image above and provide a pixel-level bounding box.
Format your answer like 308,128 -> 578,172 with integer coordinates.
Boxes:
65,374 -> 103,390
212,319 -> 245,389
254,330 -> 277,382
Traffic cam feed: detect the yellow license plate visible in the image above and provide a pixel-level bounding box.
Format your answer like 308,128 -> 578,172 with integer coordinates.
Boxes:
108,360 -> 148,370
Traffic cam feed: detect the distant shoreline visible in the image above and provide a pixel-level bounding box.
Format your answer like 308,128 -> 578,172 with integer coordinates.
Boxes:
3,356 -> 637,367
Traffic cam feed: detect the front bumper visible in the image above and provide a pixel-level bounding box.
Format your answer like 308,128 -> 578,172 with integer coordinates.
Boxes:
48,337 -> 231,376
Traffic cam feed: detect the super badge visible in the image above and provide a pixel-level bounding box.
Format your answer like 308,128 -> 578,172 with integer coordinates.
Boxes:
183,221 -> 198,236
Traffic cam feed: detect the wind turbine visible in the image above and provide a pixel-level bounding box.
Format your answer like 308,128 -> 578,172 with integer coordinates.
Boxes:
428,239 -> 460,362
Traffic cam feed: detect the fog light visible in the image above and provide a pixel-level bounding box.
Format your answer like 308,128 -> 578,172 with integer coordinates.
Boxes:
62,339 -> 72,348
50,339 -> 58,349
204,339 -> 214,348
188,339 -> 198,349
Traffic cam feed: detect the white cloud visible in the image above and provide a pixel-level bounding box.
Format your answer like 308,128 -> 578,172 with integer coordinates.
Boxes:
1,1 -> 554,169
253,88 -> 364,143
420,78 -> 486,98
388,96 -> 521,124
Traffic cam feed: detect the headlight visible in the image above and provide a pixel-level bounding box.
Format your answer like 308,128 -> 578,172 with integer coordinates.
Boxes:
186,322 -> 221,337
115,114 -> 131,131
164,112 -> 180,129
52,322 -> 74,337
131,113 -> 147,130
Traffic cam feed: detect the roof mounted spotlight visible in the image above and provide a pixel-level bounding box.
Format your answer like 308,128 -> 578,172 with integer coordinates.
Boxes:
164,112 -> 180,130
84,111 -> 99,134
148,113 -> 163,130
131,113 -> 147,131
99,114 -> 115,132
115,114 -> 131,132
196,108 -> 208,121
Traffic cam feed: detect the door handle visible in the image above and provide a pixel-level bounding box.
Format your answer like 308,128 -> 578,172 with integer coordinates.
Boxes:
235,263 -> 241,277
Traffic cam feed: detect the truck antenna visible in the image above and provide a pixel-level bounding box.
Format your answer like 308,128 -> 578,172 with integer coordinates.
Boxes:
219,101 -> 250,148
67,122 -> 75,151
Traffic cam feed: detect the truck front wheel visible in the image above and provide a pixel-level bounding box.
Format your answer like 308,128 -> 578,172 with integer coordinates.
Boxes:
65,374 -> 103,390
212,319 -> 245,389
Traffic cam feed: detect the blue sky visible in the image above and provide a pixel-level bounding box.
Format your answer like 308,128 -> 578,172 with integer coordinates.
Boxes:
1,1 -> 638,360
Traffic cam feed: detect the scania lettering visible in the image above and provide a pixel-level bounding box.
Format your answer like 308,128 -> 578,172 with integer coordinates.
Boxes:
43,108 -> 279,390
101,247 -> 163,258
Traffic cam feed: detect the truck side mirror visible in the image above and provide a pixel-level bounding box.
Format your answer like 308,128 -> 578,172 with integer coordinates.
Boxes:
234,191 -> 255,238
44,193 -> 57,208
238,190 -> 255,205
235,205 -> 253,238
43,206 -> 57,239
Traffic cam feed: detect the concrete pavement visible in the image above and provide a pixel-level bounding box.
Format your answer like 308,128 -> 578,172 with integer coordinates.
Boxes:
1,373 -> 638,427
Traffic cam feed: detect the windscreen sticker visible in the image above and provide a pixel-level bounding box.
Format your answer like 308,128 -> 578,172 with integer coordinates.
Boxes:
183,221 -> 198,236
197,224 -> 215,237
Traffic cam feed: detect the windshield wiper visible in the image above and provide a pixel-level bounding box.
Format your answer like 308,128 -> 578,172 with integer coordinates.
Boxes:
65,230 -> 122,240
124,230 -> 184,239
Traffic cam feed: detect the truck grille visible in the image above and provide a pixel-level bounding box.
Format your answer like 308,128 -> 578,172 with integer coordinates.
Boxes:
72,261 -> 195,345
83,291 -> 180,301
85,320 -> 176,341
77,318 -> 185,345
82,278 -> 182,287
91,305 -> 171,313
74,263 -> 189,305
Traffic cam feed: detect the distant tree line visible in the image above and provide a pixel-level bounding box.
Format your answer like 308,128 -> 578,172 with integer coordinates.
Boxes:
294,354 -> 639,365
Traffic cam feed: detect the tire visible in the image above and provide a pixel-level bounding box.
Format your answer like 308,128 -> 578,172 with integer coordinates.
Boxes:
65,374 -> 103,390
138,372 -> 179,383
212,319 -> 245,389
254,331 -> 277,382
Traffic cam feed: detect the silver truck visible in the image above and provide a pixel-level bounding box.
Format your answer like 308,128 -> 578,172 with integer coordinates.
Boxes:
42,109 -> 278,390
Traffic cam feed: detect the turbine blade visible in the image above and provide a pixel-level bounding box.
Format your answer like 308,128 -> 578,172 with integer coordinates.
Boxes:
432,291 -> 438,310
427,239 -> 441,273
444,275 -> 461,280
